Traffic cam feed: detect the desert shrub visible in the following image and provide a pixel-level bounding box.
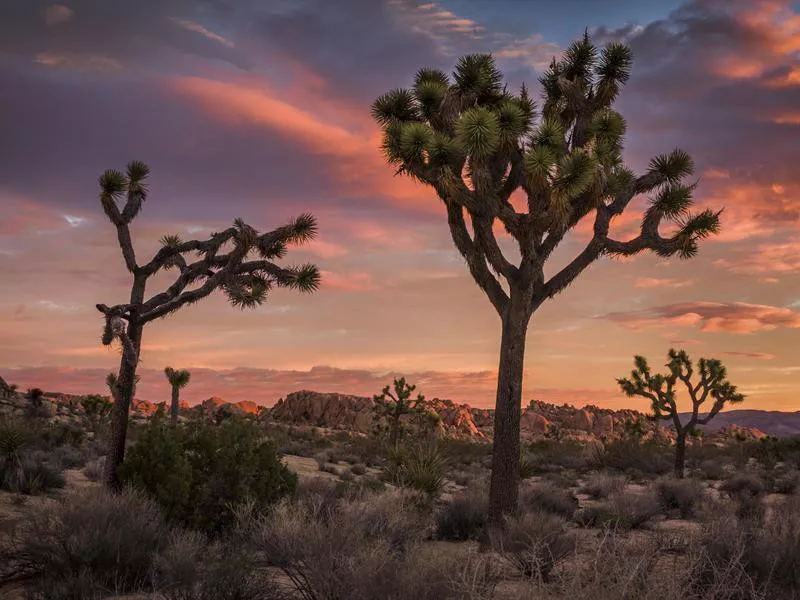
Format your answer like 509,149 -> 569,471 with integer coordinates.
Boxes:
556,532 -> 695,600
120,418 -> 297,534
385,442 -> 446,497
698,458 -> 727,480
580,472 -> 627,499
519,482 -> 579,519
53,444 -> 88,469
542,469 -> 580,488
6,488 -> 169,597
523,440 -> 591,473
6,454 -> 66,494
38,422 -> 87,450
577,490 -> 662,530
719,471 -> 764,496
439,438 -> 492,467
155,530 -> 273,600
248,489 -> 495,600
693,495 -> 800,598
488,511 -> 575,582
339,469 -> 354,482
435,487 -> 487,541
656,476 -> 706,518
82,456 -> 105,482
519,452 -> 539,479
349,462 -> 367,476
770,469 -> 800,495
0,417 -> 28,464
596,438 -> 673,477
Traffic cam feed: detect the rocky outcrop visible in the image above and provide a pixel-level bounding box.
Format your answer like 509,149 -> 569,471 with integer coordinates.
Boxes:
521,410 -> 550,434
269,391 -> 485,439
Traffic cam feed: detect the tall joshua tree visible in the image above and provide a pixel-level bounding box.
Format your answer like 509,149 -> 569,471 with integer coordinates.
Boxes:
372,34 -> 722,521
164,367 -> 191,425
617,349 -> 745,478
96,161 -> 320,490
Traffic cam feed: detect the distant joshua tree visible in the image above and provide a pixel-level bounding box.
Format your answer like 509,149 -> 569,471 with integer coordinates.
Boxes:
372,32 -> 723,521
96,161 -> 320,490
617,349 -> 745,478
164,367 -> 191,425
373,377 -> 432,449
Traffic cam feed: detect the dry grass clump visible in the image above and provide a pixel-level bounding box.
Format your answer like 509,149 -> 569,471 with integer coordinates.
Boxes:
580,472 -> 627,499
3,488 -> 168,597
655,476 -> 706,518
488,510 -> 575,583
577,489 -> 662,530
691,494 -> 800,598
555,530 -> 695,600
435,487 -> 487,541
246,488 -> 497,599
519,481 -> 579,519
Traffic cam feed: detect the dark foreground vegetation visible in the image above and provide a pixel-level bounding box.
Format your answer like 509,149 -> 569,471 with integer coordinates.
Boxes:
2,400 -> 800,599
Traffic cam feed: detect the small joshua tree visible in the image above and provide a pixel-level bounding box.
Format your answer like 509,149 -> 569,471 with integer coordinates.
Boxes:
164,367 -> 191,425
617,349 -> 745,478
96,161 -> 320,490
373,377 -> 432,449
373,33 -> 722,521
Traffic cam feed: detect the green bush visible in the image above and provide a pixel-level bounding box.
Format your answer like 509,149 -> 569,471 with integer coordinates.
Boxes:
120,418 -> 297,533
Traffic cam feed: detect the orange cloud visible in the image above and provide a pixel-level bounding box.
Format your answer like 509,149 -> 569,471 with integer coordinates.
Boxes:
719,351 -> 776,360
605,302 -> 800,333
713,238 -> 800,274
634,277 -> 694,289
169,76 -> 436,212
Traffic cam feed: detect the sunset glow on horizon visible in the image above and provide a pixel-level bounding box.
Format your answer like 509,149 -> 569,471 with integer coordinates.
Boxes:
1,0 -> 798,412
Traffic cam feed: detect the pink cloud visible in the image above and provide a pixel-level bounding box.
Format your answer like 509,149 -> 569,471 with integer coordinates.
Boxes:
605,302 -> 800,334
320,270 -> 376,292
634,277 -> 694,289
713,238 -> 800,274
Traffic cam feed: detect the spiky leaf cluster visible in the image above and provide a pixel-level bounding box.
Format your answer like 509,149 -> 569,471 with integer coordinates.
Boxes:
372,33 -> 722,314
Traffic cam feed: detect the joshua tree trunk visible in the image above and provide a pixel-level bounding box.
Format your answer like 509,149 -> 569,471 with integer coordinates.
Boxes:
170,386 -> 180,426
488,290 -> 531,523
103,320 -> 142,490
674,430 -> 687,479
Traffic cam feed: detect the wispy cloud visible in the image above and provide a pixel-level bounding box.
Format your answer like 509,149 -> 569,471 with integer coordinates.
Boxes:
605,302 -> 800,333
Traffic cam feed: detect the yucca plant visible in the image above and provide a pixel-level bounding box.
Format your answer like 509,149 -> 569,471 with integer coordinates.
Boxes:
95,161 -> 320,490
373,32 -> 723,522
164,367 -> 191,426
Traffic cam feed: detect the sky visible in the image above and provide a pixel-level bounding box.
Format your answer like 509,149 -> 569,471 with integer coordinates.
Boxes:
0,0 -> 798,411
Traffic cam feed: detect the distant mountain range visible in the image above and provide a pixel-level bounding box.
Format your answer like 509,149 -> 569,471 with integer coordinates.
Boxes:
679,410 -> 800,437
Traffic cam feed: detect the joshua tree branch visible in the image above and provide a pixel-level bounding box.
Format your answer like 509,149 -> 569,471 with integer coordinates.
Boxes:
471,216 -> 518,280
445,201 -> 509,315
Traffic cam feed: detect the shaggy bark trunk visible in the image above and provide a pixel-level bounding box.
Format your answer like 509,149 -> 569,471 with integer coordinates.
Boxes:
488,290 -> 530,524
103,321 -> 142,491
170,386 -> 179,426
674,430 -> 687,479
